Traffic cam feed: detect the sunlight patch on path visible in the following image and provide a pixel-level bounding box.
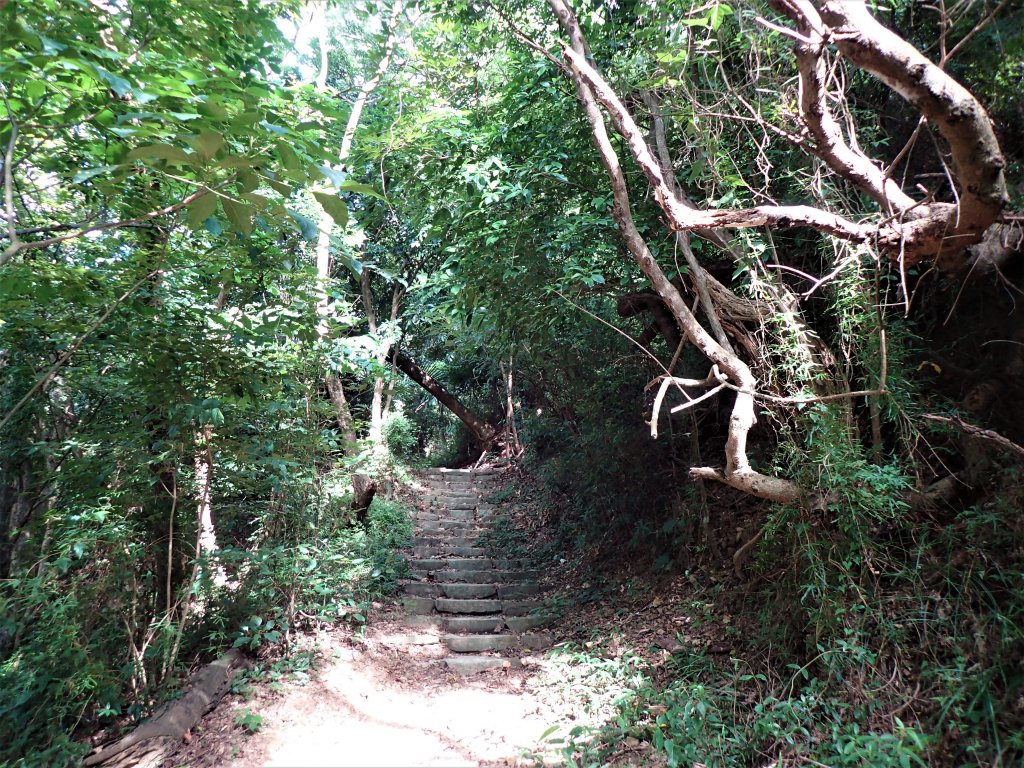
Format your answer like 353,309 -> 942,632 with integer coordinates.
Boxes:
234,618 -> 557,768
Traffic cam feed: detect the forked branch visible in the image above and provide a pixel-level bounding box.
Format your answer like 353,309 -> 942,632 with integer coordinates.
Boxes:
546,0 -> 800,504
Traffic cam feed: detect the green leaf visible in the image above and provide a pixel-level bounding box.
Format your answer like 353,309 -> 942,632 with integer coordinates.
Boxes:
334,250 -> 362,276
312,191 -> 349,228
192,131 -> 224,162
126,143 -> 194,166
26,80 -> 46,102
72,165 -> 120,183
317,165 -> 347,189
96,67 -> 132,98
260,120 -> 288,136
338,180 -> 385,200
287,209 -> 318,241
221,198 -> 253,236
186,192 -> 218,228
241,192 -> 270,210
266,177 -> 293,197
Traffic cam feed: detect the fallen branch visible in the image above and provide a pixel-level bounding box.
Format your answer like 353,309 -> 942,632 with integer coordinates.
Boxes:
922,413 -> 1024,461
84,650 -> 248,768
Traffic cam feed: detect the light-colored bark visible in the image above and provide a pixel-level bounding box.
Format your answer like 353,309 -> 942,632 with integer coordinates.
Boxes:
766,0 -> 1007,263
311,2 -> 402,506
313,0 -> 404,296
554,0 -> 1006,265
547,0 -> 800,504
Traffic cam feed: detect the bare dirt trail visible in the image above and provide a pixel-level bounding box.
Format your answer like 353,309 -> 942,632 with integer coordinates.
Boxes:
171,609 -> 563,768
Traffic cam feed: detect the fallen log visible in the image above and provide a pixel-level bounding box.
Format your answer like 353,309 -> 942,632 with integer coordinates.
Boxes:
84,649 -> 248,768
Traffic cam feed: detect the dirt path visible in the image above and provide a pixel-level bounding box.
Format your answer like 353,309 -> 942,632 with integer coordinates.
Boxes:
171,606 -> 562,767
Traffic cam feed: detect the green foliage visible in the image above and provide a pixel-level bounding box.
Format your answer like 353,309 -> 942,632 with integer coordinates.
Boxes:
234,708 -> 264,733
382,411 -> 419,461
537,639 -> 927,768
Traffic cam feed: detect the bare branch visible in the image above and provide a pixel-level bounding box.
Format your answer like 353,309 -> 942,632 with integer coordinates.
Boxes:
483,0 -> 573,79
922,413 -> 1024,461
765,0 -> 916,212
0,186 -> 211,266
561,45 -> 888,247
817,0 -> 1006,238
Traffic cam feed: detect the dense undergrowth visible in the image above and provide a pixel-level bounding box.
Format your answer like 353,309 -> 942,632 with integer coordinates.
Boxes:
0,486 -> 411,767
511,394 -> 1024,767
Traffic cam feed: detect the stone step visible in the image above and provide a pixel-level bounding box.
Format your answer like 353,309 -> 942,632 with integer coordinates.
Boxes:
411,545 -> 490,559
429,508 -> 477,521
432,569 -> 496,584
444,615 -> 504,633
442,633 -> 553,653
497,583 -> 542,599
405,468 -> 550,670
444,656 -> 519,675
403,596 -> 436,614
423,484 -> 497,493
411,535 -> 483,547
433,569 -> 536,584
447,557 -> 493,570
404,582 -> 441,598
418,520 -> 486,534
502,600 -> 549,616
407,558 -> 447,571
505,614 -> 556,632
440,583 -> 496,599
443,633 -> 515,653
435,598 -> 502,614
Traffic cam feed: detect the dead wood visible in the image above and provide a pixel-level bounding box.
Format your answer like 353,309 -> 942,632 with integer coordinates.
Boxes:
84,649 -> 248,768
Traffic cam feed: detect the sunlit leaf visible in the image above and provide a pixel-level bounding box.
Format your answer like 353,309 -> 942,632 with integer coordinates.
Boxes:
186,192 -> 218,228
312,191 -> 349,228
126,143 -> 194,165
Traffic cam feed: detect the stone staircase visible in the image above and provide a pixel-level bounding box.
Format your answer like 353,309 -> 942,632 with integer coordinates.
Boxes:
401,468 -> 554,675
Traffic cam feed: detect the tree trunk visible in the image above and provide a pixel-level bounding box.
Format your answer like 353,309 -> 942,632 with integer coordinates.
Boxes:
392,349 -> 498,446
84,650 -> 247,768
312,2 -> 402,517
325,373 -> 376,519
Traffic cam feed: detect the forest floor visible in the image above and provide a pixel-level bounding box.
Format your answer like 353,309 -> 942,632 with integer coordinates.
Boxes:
166,574 -> 732,768
165,602 -> 642,768
164,469 -> 749,768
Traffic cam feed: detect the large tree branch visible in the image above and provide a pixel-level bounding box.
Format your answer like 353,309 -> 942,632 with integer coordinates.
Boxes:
802,0 -> 1005,250
547,0 -> 800,504
765,0 -> 916,213
561,46 -> 889,249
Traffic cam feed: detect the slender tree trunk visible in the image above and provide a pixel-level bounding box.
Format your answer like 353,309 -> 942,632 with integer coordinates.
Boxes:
191,284 -> 230,578
392,349 -> 497,446
361,269 -> 386,451
311,2 -> 402,515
